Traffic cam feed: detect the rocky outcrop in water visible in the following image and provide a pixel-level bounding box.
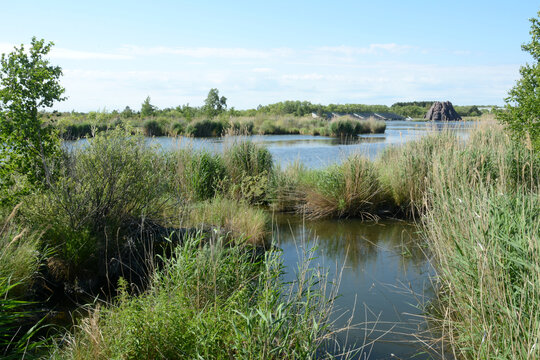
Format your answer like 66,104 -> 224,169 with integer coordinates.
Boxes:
424,101 -> 462,121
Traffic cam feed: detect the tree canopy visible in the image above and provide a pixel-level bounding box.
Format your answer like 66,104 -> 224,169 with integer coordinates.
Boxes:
0,37 -> 65,203
141,96 -> 156,117
204,88 -> 227,118
497,11 -> 540,151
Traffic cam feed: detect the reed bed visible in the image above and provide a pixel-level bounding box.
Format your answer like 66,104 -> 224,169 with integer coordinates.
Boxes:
420,122 -> 539,359
53,235 -> 346,359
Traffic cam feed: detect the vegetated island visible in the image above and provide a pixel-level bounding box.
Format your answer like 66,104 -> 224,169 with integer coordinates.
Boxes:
49,92 -> 495,140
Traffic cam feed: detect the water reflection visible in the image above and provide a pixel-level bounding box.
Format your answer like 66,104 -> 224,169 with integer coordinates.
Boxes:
273,215 -> 435,359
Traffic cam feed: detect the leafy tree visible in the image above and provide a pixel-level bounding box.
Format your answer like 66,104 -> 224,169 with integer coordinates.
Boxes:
497,11 -> 540,150
204,88 -> 227,118
121,106 -> 134,118
0,37 -> 65,202
141,96 -> 156,118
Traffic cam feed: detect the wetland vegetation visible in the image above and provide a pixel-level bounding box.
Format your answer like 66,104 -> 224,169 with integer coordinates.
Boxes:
1,11 -> 539,359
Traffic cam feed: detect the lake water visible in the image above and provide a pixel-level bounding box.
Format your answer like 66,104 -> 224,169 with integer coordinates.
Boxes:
145,120 -> 474,168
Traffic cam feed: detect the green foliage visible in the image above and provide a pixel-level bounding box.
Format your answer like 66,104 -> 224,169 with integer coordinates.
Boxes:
188,197 -> 268,243
58,122 -> 108,140
203,88 -> 227,118
454,105 -> 482,117
497,11 -> 540,151
140,96 -> 156,118
0,37 -> 65,203
328,116 -> 386,137
0,278 -> 47,359
185,118 -> 227,137
422,126 -> 539,358
142,119 -> 166,136
121,106 -> 134,118
21,128 -> 170,273
295,155 -> 382,219
168,120 -> 186,136
0,205 -> 40,297
224,141 -> 273,204
175,149 -> 226,202
56,237 -> 337,359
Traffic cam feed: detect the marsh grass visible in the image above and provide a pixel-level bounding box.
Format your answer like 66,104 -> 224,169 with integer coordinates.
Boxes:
54,235 -> 347,359
223,140 -> 273,204
329,116 -> 386,137
187,197 -> 269,244
294,155 -> 382,219
0,206 -> 47,358
0,204 -> 40,295
420,121 -> 539,359
174,147 -> 226,202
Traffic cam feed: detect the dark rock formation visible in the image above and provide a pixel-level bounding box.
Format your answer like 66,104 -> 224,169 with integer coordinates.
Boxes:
424,101 -> 462,121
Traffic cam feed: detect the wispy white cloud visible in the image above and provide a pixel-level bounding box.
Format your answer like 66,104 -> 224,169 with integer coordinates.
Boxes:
0,42 -> 131,60
50,48 -> 132,60
119,45 -> 293,59
317,43 -> 415,55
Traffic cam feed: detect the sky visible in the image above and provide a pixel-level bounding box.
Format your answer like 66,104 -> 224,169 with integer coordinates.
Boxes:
0,0 -> 539,111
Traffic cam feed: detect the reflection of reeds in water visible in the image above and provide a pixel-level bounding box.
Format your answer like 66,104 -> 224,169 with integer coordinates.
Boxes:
274,214 -> 425,272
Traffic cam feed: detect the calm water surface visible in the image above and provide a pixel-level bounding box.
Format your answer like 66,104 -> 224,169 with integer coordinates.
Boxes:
146,120 -> 474,168
274,215 -> 435,359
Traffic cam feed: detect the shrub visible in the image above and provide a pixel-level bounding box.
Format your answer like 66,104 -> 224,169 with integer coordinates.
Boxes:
185,119 -> 227,137
142,119 -> 166,137
223,141 -> 273,204
21,128 -> 170,275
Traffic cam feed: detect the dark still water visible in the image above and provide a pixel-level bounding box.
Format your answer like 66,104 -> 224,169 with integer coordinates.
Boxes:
273,215 -> 435,359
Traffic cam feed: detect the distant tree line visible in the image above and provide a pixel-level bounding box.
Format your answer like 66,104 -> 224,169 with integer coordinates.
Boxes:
45,91 -> 488,125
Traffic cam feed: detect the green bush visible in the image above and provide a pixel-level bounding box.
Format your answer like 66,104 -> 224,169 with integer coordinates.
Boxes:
142,119 -> 166,137
223,141 -> 273,204
21,128 -> 170,274
168,120 -> 186,136
185,119 -> 228,137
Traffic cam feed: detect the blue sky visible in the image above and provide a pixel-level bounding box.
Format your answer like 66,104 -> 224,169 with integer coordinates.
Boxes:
1,0 -> 539,111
